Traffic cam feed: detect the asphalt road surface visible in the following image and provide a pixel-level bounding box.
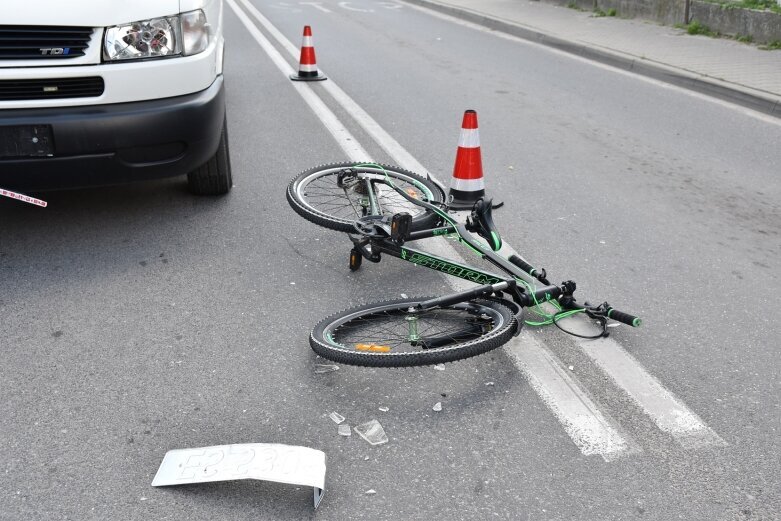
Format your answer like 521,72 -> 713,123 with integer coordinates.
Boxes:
1,1 -> 779,519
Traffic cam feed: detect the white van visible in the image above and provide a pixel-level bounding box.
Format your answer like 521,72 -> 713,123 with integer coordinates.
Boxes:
0,0 -> 231,195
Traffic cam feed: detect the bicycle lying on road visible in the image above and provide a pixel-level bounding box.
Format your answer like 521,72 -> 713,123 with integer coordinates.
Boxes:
287,162 -> 641,368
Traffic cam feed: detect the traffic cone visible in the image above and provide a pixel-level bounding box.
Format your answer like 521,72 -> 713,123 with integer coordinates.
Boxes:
290,26 -> 327,81
448,109 -> 485,209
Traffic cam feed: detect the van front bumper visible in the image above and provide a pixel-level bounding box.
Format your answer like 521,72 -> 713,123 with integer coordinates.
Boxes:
0,76 -> 224,191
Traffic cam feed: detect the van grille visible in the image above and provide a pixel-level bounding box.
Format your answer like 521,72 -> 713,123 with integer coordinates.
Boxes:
0,77 -> 104,101
0,25 -> 93,60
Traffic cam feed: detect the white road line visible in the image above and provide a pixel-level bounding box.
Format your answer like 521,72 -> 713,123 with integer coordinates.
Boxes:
538,305 -> 726,449
402,1 -> 781,127
226,0 -> 370,161
507,332 -> 639,461
581,337 -> 726,449
236,0 -> 432,176
299,2 -> 332,13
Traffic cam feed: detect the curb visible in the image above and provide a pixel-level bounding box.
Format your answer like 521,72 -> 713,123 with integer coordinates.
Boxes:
402,0 -> 781,118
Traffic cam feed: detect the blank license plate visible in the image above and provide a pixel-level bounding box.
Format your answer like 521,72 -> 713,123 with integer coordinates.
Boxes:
0,125 -> 54,158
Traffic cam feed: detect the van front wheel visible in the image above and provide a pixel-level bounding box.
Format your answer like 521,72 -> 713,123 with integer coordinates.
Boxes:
187,117 -> 232,195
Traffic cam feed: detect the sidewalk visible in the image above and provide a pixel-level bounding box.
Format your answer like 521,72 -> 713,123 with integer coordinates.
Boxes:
404,0 -> 781,117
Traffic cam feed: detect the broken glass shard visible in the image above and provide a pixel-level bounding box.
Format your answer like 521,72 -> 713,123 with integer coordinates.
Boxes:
315,364 -> 339,374
338,424 -> 351,437
354,420 -> 388,446
329,412 -> 345,424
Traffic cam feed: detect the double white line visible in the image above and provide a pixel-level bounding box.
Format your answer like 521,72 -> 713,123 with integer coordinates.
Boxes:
226,0 -> 725,460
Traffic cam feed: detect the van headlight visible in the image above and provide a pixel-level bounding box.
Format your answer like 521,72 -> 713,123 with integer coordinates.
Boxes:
103,10 -> 209,61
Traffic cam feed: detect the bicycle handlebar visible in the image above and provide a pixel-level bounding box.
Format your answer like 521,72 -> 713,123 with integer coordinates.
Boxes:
606,307 -> 642,327
369,166 -> 643,330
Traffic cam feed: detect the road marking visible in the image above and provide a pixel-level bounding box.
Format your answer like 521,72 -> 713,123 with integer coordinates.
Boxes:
299,2 -> 332,12
269,2 -> 303,12
580,336 -> 726,449
539,305 -> 726,449
401,0 -> 781,127
338,2 -> 375,12
507,332 -> 639,461
236,0 -> 430,176
228,0 -> 722,457
226,0 -> 369,160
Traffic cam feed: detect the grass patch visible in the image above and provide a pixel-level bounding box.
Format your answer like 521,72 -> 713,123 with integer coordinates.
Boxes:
759,39 -> 781,49
736,33 -> 753,42
729,0 -> 781,13
701,0 -> 781,14
685,20 -> 720,36
592,7 -> 617,17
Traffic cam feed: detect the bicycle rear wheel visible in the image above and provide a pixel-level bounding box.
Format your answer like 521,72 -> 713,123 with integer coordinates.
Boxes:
287,163 -> 445,233
310,297 -> 518,367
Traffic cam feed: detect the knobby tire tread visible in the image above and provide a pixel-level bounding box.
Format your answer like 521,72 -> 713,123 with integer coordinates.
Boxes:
310,297 -> 518,367
286,162 -> 444,233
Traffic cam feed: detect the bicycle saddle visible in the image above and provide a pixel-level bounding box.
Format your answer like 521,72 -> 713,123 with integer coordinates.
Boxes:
466,198 -> 502,251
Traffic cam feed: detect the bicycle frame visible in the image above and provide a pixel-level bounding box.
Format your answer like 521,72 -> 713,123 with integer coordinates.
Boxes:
341,164 -> 640,330
349,219 -> 568,310
287,161 -> 643,369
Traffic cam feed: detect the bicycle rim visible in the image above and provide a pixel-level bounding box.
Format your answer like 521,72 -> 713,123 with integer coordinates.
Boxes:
310,297 -> 518,367
289,164 -> 442,232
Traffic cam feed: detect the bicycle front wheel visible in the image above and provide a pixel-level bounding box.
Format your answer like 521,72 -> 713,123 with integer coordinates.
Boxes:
310,297 -> 518,367
287,162 -> 445,233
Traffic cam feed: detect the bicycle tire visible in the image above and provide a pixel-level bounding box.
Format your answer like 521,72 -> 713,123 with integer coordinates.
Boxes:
287,162 -> 445,233
310,297 -> 518,367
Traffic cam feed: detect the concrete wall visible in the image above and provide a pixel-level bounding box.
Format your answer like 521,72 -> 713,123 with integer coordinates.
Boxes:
543,0 -> 781,43
690,2 -> 781,43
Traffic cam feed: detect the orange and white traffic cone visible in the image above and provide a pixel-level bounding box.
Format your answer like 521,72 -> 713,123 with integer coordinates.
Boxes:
290,25 -> 327,81
448,109 -> 485,209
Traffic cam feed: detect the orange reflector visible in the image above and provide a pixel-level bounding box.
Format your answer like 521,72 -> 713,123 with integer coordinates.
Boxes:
406,188 -> 419,199
355,343 -> 392,352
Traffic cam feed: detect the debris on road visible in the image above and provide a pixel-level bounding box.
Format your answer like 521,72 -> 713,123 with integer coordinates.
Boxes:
432,402 -> 442,412
365,489 -> 377,495
0,187 -> 47,207
329,412 -> 345,424
315,364 -> 339,374
378,406 -> 389,412
152,443 -> 326,508
433,364 -> 446,371
354,420 -> 388,445
338,424 -> 352,437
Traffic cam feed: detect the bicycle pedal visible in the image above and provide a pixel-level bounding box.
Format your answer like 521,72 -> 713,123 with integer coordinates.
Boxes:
349,248 -> 363,271
390,212 -> 412,244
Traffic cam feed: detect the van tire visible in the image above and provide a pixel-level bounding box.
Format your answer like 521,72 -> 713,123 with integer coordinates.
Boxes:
187,117 -> 232,195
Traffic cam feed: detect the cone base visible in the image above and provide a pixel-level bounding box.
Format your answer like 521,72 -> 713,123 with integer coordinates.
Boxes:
447,188 -> 485,210
290,72 -> 327,81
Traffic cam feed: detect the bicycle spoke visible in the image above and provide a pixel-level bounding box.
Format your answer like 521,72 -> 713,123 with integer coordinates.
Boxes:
299,171 -> 430,222
330,306 -> 495,353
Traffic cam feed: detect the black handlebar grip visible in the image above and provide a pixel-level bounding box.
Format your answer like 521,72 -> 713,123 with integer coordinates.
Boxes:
607,307 -> 642,327
508,254 -> 536,276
